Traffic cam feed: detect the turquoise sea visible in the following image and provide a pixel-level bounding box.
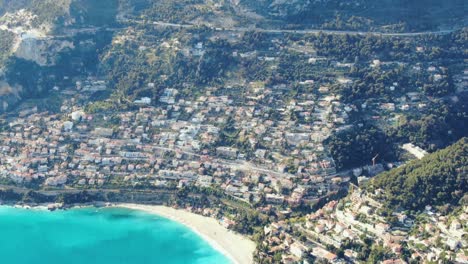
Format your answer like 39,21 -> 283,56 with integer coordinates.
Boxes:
0,206 -> 231,264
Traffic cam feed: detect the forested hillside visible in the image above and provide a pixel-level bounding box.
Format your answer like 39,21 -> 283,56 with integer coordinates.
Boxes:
0,30 -> 14,65
368,138 -> 467,211
326,124 -> 397,170
240,0 -> 467,32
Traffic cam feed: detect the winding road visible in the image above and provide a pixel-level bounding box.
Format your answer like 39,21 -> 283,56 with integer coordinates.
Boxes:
141,20 -> 461,37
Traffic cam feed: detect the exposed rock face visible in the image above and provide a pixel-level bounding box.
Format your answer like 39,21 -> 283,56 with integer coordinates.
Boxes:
0,0 -> 117,112
15,37 -> 75,66
0,27 -> 56,112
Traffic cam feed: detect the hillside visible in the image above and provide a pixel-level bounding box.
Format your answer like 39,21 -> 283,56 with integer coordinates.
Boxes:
0,0 -> 72,26
0,2 -> 466,262
0,29 -> 14,64
239,0 -> 467,32
368,137 -> 468,211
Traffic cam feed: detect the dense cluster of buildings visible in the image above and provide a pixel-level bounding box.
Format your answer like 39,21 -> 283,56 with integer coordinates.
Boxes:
0,68 -> 354,209
1,11 -> 466,264
260,187 -> 467,263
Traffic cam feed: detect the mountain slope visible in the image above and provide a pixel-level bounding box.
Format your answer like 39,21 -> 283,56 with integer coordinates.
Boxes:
0,0 -> 72,26
368,137 -> 468,210
239,0 -> 467,31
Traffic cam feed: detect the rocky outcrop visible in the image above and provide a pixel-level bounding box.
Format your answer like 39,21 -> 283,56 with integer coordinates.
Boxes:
15,36 -> 75,66
0,1 -> 112,113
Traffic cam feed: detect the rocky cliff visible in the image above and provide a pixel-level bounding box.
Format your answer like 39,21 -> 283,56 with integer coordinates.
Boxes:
0,0 -> 120,113
15,36 -> 75,67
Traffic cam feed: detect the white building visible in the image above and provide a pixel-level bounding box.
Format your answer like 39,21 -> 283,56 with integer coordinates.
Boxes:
134,97 -> 152,105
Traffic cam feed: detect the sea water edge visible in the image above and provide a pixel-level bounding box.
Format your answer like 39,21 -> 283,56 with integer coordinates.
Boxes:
0,205 -> 231,264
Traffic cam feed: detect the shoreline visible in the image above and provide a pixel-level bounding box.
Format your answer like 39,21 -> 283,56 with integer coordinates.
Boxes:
116,203 -> 256,264
1,202 -> 256,264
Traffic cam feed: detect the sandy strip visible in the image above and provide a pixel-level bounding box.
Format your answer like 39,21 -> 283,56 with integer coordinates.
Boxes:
117,203 -> 256,264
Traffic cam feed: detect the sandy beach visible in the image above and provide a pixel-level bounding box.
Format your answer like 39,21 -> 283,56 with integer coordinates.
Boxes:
117,203 -> 256,264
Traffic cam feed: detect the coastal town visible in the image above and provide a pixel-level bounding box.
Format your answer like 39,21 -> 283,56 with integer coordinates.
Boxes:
0,57 -> 466,263
0,1 -> 467,264
260,187 -> 467,263
0,74 -> 344,204
2,19 -> 465,196
2,61 -> 461,201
